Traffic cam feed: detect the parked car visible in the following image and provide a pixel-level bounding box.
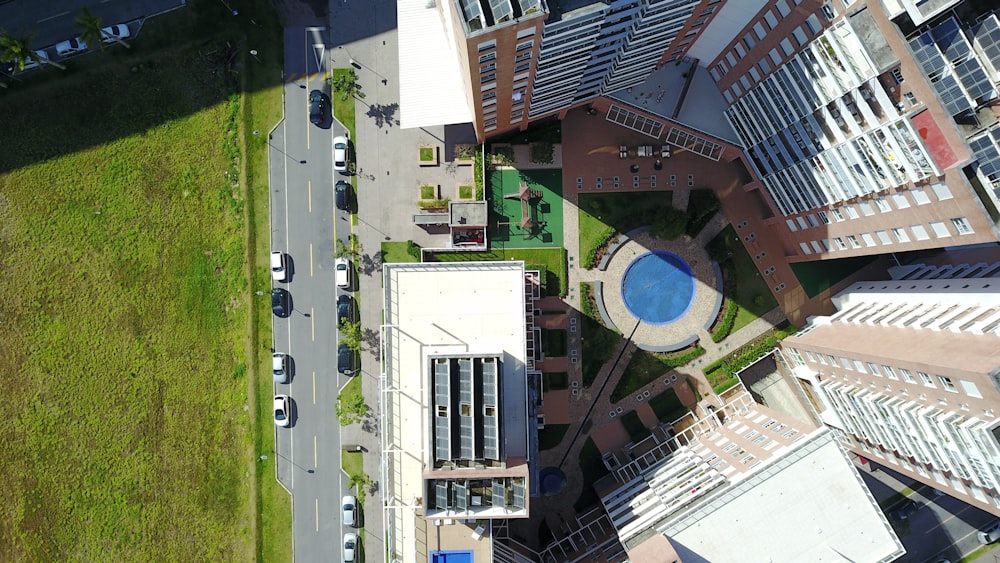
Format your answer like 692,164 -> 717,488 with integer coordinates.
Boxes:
273,395 -> 291,427
333,136 -> 348,173
342,495 -> 357,527
338,343 -> 356,375
270,251 -> 287,282
335,257 -> 351,289
101,24 -> 131,43
343,532 -> 357,562
978,520 -> 1000,544
271,288 -> 291,318
55,37 -> 88,56
272,353 -> 289,383
18,50 -> 49,72
335,180 -> 350,211
337,294 -> 354,326
309,89 -> 326,125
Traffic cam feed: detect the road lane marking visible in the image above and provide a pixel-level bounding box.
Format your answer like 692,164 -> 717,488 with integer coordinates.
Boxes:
309,243 -> 314,277
315,499 -> 319,532
314,435 -> 318,468
311,308 -> 315,341
312,372 -> 316,404
37,10 -> 70,23
308,180 -> 312,212
925,505 -> 970,533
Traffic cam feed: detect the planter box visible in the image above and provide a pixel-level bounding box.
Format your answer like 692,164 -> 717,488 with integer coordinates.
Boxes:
453,144 -> 475,166
457,184 -> 475,200
418,145 -> 439,167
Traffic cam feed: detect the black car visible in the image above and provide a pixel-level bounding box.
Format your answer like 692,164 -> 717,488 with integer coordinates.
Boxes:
337,343 -> 356,375
308,89 -> 326,125
271,288 -> 291,318
337,294 -> 354,326
335,180 -> 351,212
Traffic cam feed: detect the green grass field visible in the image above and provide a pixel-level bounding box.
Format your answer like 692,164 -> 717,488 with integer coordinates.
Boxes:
0,4 -> 286,558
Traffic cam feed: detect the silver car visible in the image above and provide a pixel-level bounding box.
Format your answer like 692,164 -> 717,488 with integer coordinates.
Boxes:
272,353 -> 289,384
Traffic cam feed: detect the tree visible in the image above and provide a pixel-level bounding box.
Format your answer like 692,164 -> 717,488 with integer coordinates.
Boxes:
75,8 -> 103,51
328,69 -> 365,101
339,319 -> 363,352
334,234 -> 363,262
336,391 -> 368,426
0,30 -> 65,71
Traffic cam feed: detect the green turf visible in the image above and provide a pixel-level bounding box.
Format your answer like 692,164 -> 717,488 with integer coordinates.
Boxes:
620,411 -> 652,443
0,35 -> 260,562
489,168 -> 564,249
380,241 -> 421,264
542,329 -> 568,357
573,437 -> 609,512
790,255 -> 879,298
332,69 -> 358,142
544,372 -> 569,391
429,247 -> 567,296
649,389 -> 688,423
577,191 -> 673,267
538,425 -> 570,450
706,225 -> 779,332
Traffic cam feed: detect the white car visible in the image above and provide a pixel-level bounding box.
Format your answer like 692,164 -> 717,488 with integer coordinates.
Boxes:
273,395 -> 291,427
343,532 -> 357,562
101,24 -> 131,44
272,353 -> 289,384
270,251 -> 287,282
342,495 -> 357,527
335,257 -> 351,289
19,50 -> 50,71
55,37 -> 88,56
333,136 -> 348,173
978,520 -> 1000,544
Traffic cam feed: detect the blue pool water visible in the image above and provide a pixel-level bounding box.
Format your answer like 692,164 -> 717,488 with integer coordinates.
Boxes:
620,251 -> 695,325
430,550 -> 474,563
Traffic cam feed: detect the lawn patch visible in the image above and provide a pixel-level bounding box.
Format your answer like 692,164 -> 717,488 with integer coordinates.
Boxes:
381,241 -> 421,264
544,372 -> 569,391
649,389 -> 688,423
420,185 -> 436,199
538,424 -> 569,450
428,248 -> 567,296
578,192 -> 672,267
703,325 -> 797,394
620,410 -> 652,442
612,347 -> 705,403
790,255 -> 879,298
574,438 -> 609,512
459,185 -> 474,199
542,329 -> 568,357
580,283 -> 621,387
331,69 -> 357,141
685,189 -> 721,237
706,225 -> 778,332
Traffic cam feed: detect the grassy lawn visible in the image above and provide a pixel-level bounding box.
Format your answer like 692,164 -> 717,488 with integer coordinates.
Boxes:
338,377 -> 364,420
685,189 -> 721,237
0,9 -> 283,559
542,329 -> 568,357
420,185 -> 436,199
429,247 -> 567,296
577,191 -> 673,267
419,146 -> 435,161
620,411 -> 652,443
331,69 -> 358,141
544,372 -> 569,391
706,225 -> 778,333
342,451 -> 364,492
574,437 -> 610,512
790,255 -> 879,298
580,283 -> 621,388
459,185 -> 474,199
611,348 -> 704,403
538,424 -> 570,450
649,389 -> 689,424
380,241 -> 421,264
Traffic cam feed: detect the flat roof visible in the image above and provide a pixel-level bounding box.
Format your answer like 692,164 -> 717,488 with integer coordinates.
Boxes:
397,0 -> 474,129
382,261 -> 531,562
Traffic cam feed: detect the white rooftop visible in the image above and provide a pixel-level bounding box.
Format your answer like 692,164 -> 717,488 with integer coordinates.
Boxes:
381,261 -> 530,562
397,0 -> 474,129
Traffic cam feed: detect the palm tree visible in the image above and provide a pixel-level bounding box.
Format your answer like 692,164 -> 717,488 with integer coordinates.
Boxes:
0,30 -> 64,71
75,7 -> 103,50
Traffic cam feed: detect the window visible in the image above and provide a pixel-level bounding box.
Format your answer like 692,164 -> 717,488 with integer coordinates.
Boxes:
866,362 -> 880,374
759,59 -> 771,74
514,62 -> 530,73
734,43 -> 746,58
900,368 -> 914,383
861,233 -> 876,246
859,202 -> 874,216
918,371 -> 934,387
904,91 -> 918,106
764,11 -> 779,29
891,68 -> 904,83
891,193 -> 910,209
952,217 -> 974,235
726,53 -> 738,67
480,63 -> 496,74
800,242 -> 812,254
845,206 -> 859,219
840,357 -> 853,370
477,39 -> 496,52
874,197 -> 890,212
517,26 -> 535,39
847,235 -> 860,248
854,360 -> 866,372
911,187 -> 931,205
780,38 -> 794,56
786,219 -> 799,232
932,183 -> 953,200
754,22 -> 767,40
960,380 -> 982,398
910,224 -> 930,240
744,32 -> 756,49
806,14 -> 822,34
797,217 -> 809,229
482,91 -> 496,101
831,208 -> 844,221
876,230 -> 892,245
515,52 -> 531,63
810,241 -> 823,253
930,221 -> 950,238
479,52 -> 496,64
938,375 -> 957,393
516,40 -> 534,52
892,227 -> 910,243
792,27 -> 808,46
769,48 -> 782,65
882,365 -> 897,379
817,354 -> 827,365
776,0 -> 791,17
832,237 -> 846,250
480,74 -> 496,84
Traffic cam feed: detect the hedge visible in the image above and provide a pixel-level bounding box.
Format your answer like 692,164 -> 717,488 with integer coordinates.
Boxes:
710,299 -> 738,343
712,377 -> 742,395
703,325 -> 798,385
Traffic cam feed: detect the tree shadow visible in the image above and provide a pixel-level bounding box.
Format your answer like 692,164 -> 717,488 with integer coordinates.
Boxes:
362,327 -> 380,352
358,251 -> 383,277
365,102 -> 399,128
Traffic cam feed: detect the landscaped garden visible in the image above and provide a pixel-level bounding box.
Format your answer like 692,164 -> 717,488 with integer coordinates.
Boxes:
790,255 -> 880,298
649,388 -> 689,424
610,347 -> 705,403
620,410 -> 652,443
380,240 -> 422,264
574,437 -> 610,512
578,191 -> 674,268
706,225 -> 779,334
429,248 -> 568,296
0,1 -> 286,557
703,324 -> 798,394
542,329 -> 568,357
538,424 -> 570,451
544,372 -> 569,391
580,282 -> 621,388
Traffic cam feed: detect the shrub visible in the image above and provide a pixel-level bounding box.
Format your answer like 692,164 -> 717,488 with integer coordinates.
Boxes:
492,145 -> 514,165
406,240 -> 421,260
585,226 -> 617,269
454,144 -> 475,160
474,149 -> 485,200
649,207 -> 687,240
712,377 -> 741,395
711,300 -> 738,343
530,141 -> 554,164
702,326 -> 798,387
418,198 -> 450,209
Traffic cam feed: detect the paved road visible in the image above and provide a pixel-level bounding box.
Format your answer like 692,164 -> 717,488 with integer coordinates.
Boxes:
0,0 -> 184,48
268,25 -> 354,562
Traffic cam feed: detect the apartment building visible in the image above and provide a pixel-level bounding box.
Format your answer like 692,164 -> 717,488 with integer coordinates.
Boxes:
781,273 -> 1000,516
707,0 -> 1000,262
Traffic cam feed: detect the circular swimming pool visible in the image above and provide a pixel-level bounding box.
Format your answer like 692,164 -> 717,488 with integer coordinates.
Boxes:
620,251 -> 696,325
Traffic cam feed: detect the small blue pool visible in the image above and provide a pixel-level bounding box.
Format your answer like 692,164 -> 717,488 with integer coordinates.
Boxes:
620,251 -> 695,325
430,550 -> 474,563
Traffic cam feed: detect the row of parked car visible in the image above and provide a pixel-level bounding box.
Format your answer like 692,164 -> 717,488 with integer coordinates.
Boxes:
2,24 -> 131,75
